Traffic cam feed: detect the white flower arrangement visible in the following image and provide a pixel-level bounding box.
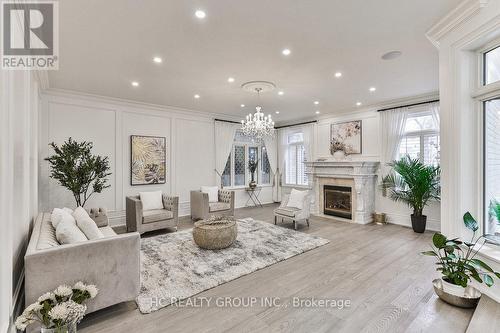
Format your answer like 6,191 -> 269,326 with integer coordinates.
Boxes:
15,282 -> 98,332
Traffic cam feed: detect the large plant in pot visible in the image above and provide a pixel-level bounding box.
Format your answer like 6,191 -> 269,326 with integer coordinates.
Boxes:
382,156 -> 440,233
422,212 -> 500,297
45,138 -> 111,207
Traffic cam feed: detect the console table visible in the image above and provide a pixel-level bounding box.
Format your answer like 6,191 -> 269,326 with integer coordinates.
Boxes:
245,187 -> 263,207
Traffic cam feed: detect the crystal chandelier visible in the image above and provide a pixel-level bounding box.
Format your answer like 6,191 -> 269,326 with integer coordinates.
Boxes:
241,88 -> 275,138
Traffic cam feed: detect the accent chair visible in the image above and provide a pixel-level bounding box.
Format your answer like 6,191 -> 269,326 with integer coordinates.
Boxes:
126,194 -> 179,234
274,192 -> 311,230
190,189 -> 235,220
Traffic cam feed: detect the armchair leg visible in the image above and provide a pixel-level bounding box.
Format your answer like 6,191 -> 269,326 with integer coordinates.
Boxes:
293,220 -> 297,230
274,215 -> 277,225
306,219 -> 310,227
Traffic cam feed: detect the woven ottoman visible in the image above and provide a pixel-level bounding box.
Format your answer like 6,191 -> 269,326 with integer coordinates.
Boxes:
193,216 -> 237,250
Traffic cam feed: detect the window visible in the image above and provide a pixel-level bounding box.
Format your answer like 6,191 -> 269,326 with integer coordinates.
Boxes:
484,46 -> 500,85
221,131 -> 272,188
484,99 -> 500,236
398,110 -> 440,166
285,132 -> 308,185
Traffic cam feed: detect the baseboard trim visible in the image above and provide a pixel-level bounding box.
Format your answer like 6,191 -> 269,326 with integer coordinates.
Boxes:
384,212 -> 440,232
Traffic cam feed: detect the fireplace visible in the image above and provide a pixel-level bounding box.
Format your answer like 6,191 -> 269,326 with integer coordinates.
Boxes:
323,185 -> 352,219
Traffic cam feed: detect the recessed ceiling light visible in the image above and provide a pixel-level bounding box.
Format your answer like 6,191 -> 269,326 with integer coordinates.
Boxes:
381,50 -> 402,60
194,94 -> 200,99
334,72 -> 342,78
227,77 -> 235,83
369,87 -> 376,92
356,102 -> 362,106
314,101 -> 319,105
275,111 -> 280,114
282,49 -> 291,56
240,104 -> 245,107
315,111 -> 320,114
278,91 -> 284,96
131,81 -> 139,87
153,57 -> 162,63
195,10 -> 206,19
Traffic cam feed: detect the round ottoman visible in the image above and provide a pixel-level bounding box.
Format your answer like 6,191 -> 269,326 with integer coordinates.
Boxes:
193,216 -> 237,250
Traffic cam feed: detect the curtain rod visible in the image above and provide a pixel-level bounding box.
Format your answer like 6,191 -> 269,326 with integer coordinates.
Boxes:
377,99 -> 439,112
275,120 -> 317,129
214,118 -> 240,124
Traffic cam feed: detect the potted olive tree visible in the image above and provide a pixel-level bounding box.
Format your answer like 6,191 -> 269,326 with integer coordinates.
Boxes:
45,138 -> 111,207
422,212 -> 500,298
382,156 -> 440,233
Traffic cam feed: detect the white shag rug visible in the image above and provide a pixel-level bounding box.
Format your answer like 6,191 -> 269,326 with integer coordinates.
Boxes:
136,217 -> 329,313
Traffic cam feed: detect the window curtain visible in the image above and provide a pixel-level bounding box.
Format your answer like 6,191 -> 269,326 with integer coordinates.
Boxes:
263,132 -> 278,201
277,129 -> 289,201
214,121 -> 239,186
301,123 -> 314,163
429,102 -> 440,128
379,107 -> 409,175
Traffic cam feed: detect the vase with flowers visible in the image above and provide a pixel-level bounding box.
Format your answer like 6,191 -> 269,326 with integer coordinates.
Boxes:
248,159 -> 259,189
330,140 -> 348,160
15,282 -> 98,333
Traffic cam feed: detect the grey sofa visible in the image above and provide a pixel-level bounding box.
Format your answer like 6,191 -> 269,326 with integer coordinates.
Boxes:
190,189 -> 235,220
25,210 -> 141,315
126,194 -> 179,234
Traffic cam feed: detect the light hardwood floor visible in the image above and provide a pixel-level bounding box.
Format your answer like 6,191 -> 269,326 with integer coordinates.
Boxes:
79,204 -> 474,333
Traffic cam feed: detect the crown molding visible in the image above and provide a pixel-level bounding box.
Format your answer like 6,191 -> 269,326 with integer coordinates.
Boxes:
42,88 -> 242,122
426,0 -> 489,48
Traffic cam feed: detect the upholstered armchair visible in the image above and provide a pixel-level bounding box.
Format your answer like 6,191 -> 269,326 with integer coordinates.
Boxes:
126,194 -> 179,234
190,189 -> 235,221
274,192 -> 311,230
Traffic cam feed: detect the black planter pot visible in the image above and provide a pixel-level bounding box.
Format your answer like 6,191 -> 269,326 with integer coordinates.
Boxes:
411,214 -> 427,233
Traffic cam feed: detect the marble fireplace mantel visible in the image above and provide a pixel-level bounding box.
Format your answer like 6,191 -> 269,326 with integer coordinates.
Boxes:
305,160 -> 380,224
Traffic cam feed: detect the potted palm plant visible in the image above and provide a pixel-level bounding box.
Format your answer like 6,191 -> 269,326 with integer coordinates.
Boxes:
382,156 -> 440,233
422,212 -> 500,299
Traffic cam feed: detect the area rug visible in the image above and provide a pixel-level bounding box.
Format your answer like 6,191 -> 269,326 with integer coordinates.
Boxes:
136,218 -> 329,313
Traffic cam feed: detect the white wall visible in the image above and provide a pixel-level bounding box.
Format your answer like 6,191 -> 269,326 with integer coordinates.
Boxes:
39,90 -> 273,224
287,107 -> 441,230
0,69 -> 40,333
427,0 -> 500,302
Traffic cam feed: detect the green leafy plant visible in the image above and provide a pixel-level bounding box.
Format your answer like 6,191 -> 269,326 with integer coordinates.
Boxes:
422,212 -> 500,287
45,138 -> 111,207
382,156 -> 441,217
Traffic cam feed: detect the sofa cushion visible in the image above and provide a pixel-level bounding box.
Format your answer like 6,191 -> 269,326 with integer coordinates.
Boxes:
209,202 -> 231,212
274,207 -> 301,218
73,207 -> 104,240
201,186 -> 219,203
142,209 -> 173,224
99,226 -> 118,238
56,218 -> 88,245
37,217 -> 59,250
51,208 -> 76,229
140,191 -> 164,211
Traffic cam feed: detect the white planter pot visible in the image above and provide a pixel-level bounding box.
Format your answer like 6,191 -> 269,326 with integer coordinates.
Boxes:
441,278 -> 466,297
333,150 -> 345,160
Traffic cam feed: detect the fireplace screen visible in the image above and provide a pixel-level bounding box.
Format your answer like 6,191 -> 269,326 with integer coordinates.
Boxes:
324,185 -> 352,219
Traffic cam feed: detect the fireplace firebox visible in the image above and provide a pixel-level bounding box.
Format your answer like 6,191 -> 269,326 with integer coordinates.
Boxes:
323,185 -> 352,219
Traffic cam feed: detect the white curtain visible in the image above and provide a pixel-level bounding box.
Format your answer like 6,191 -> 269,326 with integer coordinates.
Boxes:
429,102 -> 440,128
301,123 -> 314,162
277,129 -> 289,201
379,107 -> 409,175
214,121 -> 239,185
263,132 -> 278,201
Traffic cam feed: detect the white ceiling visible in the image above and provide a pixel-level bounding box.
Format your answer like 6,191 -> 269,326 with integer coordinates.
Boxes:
49,0 -> 459,123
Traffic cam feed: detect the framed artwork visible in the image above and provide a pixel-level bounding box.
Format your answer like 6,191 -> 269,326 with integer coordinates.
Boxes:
331,120 -> 362,154
131,135 -> 166,185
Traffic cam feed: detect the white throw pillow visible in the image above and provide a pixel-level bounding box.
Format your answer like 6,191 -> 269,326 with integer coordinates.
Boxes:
139,191 -> 164,210
51,208 -> 76,229
201,186 -> 219,203
286,189 -> 308,209
55,218 -> 88,245
73,207 -> 104,240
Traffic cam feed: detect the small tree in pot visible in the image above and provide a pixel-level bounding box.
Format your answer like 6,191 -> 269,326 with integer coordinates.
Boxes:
382,156 -> 440,233
45,138 -> 111,207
